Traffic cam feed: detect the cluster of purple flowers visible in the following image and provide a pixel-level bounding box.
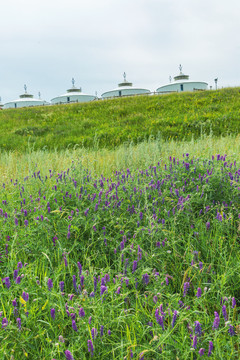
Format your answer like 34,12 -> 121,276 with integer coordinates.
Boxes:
0,154 -> 240,359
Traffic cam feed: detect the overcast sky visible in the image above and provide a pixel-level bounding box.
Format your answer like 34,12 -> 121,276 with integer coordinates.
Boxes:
1,0 -> 240,102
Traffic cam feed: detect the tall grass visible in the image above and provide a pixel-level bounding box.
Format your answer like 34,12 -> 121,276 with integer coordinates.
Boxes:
1,134 -> 240,181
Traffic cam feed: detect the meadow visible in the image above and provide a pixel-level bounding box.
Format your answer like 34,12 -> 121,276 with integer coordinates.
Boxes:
0,90 -> 240,359
0,87 -> 240,151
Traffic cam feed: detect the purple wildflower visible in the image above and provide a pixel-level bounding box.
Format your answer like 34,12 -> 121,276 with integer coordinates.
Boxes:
93,276 -> 97,289
199,348 -> 205,356
16,276 -> 22,284
212,312 -> 220,329
72,320 -> 78,332
192,335 -> 197,349
3,277 -> 11,289
63,254 -> 68,267
183,282 -> 189,297
108,329 -> 111,335
59,281 -> 64,292
79,308 -> 85,317
132,260 -> 138,273
194,321 -> 203,336
104,273 -> 110,282
77,262 -> 82,276
158,315 -> 164,331
222,305 -> 228,321
142,273 -> 149,285
206,221 -> 210,230
88,339 -> 94,357
208,341 -> 213,356
13,269 -> 19,280
88,316 -> 92,325
47,278 -> 53,291
228,325 -> 235,336
100,325 -> 104,337
50,308 -> 55,320
22,291 -> 29,301
196,287 -> 202,298
232,297 -> 236,308
64,350 -> 74,360
100,285 -> 107,296
72,275 -> 77,292
52,236 -> 57,246
70,313 -> 76,320
2,317 -> 8,329
16,317 -> 21,330
91,327 -> 98,340
171,310 -> 178,328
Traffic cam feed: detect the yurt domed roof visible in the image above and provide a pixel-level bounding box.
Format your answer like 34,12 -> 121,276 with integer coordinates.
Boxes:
156,65 -> 208,93
51,78 -> 97,104
3,85 -> 49,109
101,72 -> 150,98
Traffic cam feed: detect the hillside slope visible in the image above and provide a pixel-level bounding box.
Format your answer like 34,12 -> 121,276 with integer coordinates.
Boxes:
0,87 -> 239,151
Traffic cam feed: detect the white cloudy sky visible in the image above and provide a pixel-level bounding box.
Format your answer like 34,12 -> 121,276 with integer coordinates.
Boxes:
1,0 -> 240,102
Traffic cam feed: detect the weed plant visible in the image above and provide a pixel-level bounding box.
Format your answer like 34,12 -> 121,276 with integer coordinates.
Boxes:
0,149 -> 240,359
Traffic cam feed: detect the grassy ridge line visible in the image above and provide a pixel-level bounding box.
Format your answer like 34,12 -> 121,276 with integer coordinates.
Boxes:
0,87 -> 240,151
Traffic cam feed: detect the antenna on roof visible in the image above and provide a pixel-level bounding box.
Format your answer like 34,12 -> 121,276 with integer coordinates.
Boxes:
123,72 -> 126,82
169,76 -> 172,83
38,92 -> 41,99
179,64 -> 183,74
24,84 -> 27,93
72,78 -> 75,87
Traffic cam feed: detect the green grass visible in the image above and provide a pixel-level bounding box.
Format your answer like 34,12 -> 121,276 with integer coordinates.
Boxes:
0,137 -> 240,359
1,87 -> 240,151
0,90 -> 240,359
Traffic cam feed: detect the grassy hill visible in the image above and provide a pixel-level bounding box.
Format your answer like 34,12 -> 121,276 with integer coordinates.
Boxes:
1,88 -> 240,359
0,87 -> 240,152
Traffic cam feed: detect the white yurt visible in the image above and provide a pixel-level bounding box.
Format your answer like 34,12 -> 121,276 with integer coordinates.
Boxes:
156,65 -> 208,94
51,78 -> 97,105
3,86 -> 49,109
101,73 -> 151,99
